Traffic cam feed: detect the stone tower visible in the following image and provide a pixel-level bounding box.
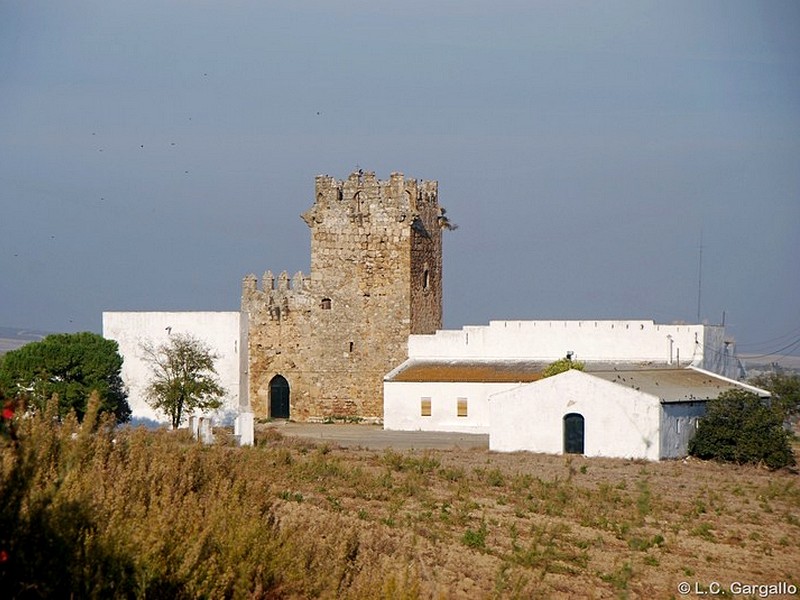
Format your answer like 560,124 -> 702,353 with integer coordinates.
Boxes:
241,170 -> 444,421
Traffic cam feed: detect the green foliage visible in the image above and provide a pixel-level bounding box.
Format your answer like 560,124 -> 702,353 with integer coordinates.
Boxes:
689,389 -> 796,469
749,372 -> 800,419
462,521 -> 488,550
141,334 -> 225,429
0,332 -> 130,422
541,357 -> 585,379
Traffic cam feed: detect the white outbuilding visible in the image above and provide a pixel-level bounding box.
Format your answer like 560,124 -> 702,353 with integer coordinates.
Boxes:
488,367 -> 769,460
383,359 -> 547,434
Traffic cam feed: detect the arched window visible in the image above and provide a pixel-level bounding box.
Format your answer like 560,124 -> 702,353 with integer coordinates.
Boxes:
321,298 -> 332,310
423,269 -> 430,290
563,413 -> 585,454
269,375 -> 290,419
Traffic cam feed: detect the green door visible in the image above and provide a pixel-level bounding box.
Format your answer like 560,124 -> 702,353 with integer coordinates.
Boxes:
269,375 -> 290,419
563,413 -> 584,454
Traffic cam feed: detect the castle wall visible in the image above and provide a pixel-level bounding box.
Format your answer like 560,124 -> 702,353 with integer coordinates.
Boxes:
242,171 -> 444,421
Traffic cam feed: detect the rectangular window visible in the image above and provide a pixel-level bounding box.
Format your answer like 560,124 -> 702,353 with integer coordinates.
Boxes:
420,397 -> 432,417
457,398 -> 468,418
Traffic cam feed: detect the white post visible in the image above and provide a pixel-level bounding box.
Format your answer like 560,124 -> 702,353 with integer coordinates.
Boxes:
237,411 -> 254,446
199,417 -> 214,445
189,415 -> 199,439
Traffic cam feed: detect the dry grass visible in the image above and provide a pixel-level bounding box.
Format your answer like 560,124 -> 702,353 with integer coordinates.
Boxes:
1,403 -> 798,598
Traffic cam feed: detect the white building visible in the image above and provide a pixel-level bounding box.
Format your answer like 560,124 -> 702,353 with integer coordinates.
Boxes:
489,367 -> 768,460
407,320 -> 738,376
383,359 -> 546,434
102,312 -> 244,425
383,319 -> 761,459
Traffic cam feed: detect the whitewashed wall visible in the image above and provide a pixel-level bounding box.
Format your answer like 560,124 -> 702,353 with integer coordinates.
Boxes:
103,312 -> 242,425
489,369 -> 663,461
383,380 -> 516,433
408,320 -> 734,376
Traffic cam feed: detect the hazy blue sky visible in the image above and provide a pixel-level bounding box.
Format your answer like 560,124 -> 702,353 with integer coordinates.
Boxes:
1,1 -> 798,358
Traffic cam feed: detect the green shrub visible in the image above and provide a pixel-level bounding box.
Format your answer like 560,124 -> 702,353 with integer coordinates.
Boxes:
462,521 -> 488,550
689,389 -> 796,470
541,357 -> 585,379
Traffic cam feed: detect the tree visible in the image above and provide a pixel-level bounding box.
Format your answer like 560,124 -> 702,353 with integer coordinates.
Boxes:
141,334 -> 226,429
689,389 -> 796,470
748,372 -> 800,421
541,357 -> 585,379
0,332 -> 130,422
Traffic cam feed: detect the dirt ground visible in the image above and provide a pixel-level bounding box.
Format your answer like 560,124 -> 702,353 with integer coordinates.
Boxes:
261,423 -> 800,598
264,421 -> 488,450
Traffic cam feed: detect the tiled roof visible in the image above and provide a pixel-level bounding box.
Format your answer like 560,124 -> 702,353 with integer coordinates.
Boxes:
385,360 -> 769,402
385,359 -> 669,383
385,359 -> 550,382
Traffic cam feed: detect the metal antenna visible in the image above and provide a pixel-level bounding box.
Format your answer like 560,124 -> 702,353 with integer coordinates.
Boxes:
696,230 -> 703,323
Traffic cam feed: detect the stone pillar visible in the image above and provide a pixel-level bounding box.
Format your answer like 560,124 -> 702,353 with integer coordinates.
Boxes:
189,415 -> 199,439
198,417 -> 214,445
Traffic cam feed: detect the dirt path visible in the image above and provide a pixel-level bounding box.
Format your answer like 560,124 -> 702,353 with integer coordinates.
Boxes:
260,421 -> 489,450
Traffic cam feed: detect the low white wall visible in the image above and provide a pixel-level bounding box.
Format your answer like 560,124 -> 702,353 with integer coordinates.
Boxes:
383,380 -> 517,433
489,369 -> 662,461
409,320 -> 718,369
103,311 -> 242,426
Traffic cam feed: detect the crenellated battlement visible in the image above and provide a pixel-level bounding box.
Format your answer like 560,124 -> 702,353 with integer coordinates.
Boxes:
303,171 -> 439,228
242,270 -> 311,295
242,270 -> 314,323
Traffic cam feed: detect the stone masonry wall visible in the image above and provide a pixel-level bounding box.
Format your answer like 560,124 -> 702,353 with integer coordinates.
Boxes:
241,171 -> 445,421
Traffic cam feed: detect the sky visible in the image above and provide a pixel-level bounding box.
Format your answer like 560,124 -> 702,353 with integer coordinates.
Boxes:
1,0 -> 799,359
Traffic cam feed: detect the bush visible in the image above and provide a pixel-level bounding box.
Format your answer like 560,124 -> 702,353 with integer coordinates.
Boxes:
541,357 -> 585,379
0,332 -> 130,422
748,372 -> 800,420
689,389 -> 796,470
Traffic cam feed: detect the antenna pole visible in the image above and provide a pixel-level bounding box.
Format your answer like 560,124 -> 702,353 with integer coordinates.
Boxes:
696,230 -> 703,323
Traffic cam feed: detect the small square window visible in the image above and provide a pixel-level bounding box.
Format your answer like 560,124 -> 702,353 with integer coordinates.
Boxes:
420,398 -> 431,417
321,298 -> 332,310
457,398 -> 468,417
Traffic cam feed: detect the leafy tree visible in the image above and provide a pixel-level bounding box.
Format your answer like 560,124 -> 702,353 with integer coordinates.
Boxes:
689,389 -> 796,470
748,372 -> 800,420
541,357 -> 585,379
141,334 -> 226,429
0,332 -> 130,422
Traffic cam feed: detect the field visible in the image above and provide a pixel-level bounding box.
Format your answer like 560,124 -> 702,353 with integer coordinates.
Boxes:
2,404 -> 799,599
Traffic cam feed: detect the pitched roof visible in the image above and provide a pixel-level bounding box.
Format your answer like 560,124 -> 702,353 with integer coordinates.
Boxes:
385,359 -> 770,403
590,368 -> 769,403
385,359 -> 675,384
385,359 -> 550,383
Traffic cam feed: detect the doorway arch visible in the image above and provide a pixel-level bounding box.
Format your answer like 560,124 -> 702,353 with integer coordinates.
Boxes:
269,375 -> 290,419
563,413 -> 585,454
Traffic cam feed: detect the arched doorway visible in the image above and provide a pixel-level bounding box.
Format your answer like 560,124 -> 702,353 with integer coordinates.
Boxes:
563,413 -> 585,454
269,375 -> 290,419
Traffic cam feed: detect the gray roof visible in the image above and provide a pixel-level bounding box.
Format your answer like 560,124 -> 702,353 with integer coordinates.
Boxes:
590,368 -> 769,403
